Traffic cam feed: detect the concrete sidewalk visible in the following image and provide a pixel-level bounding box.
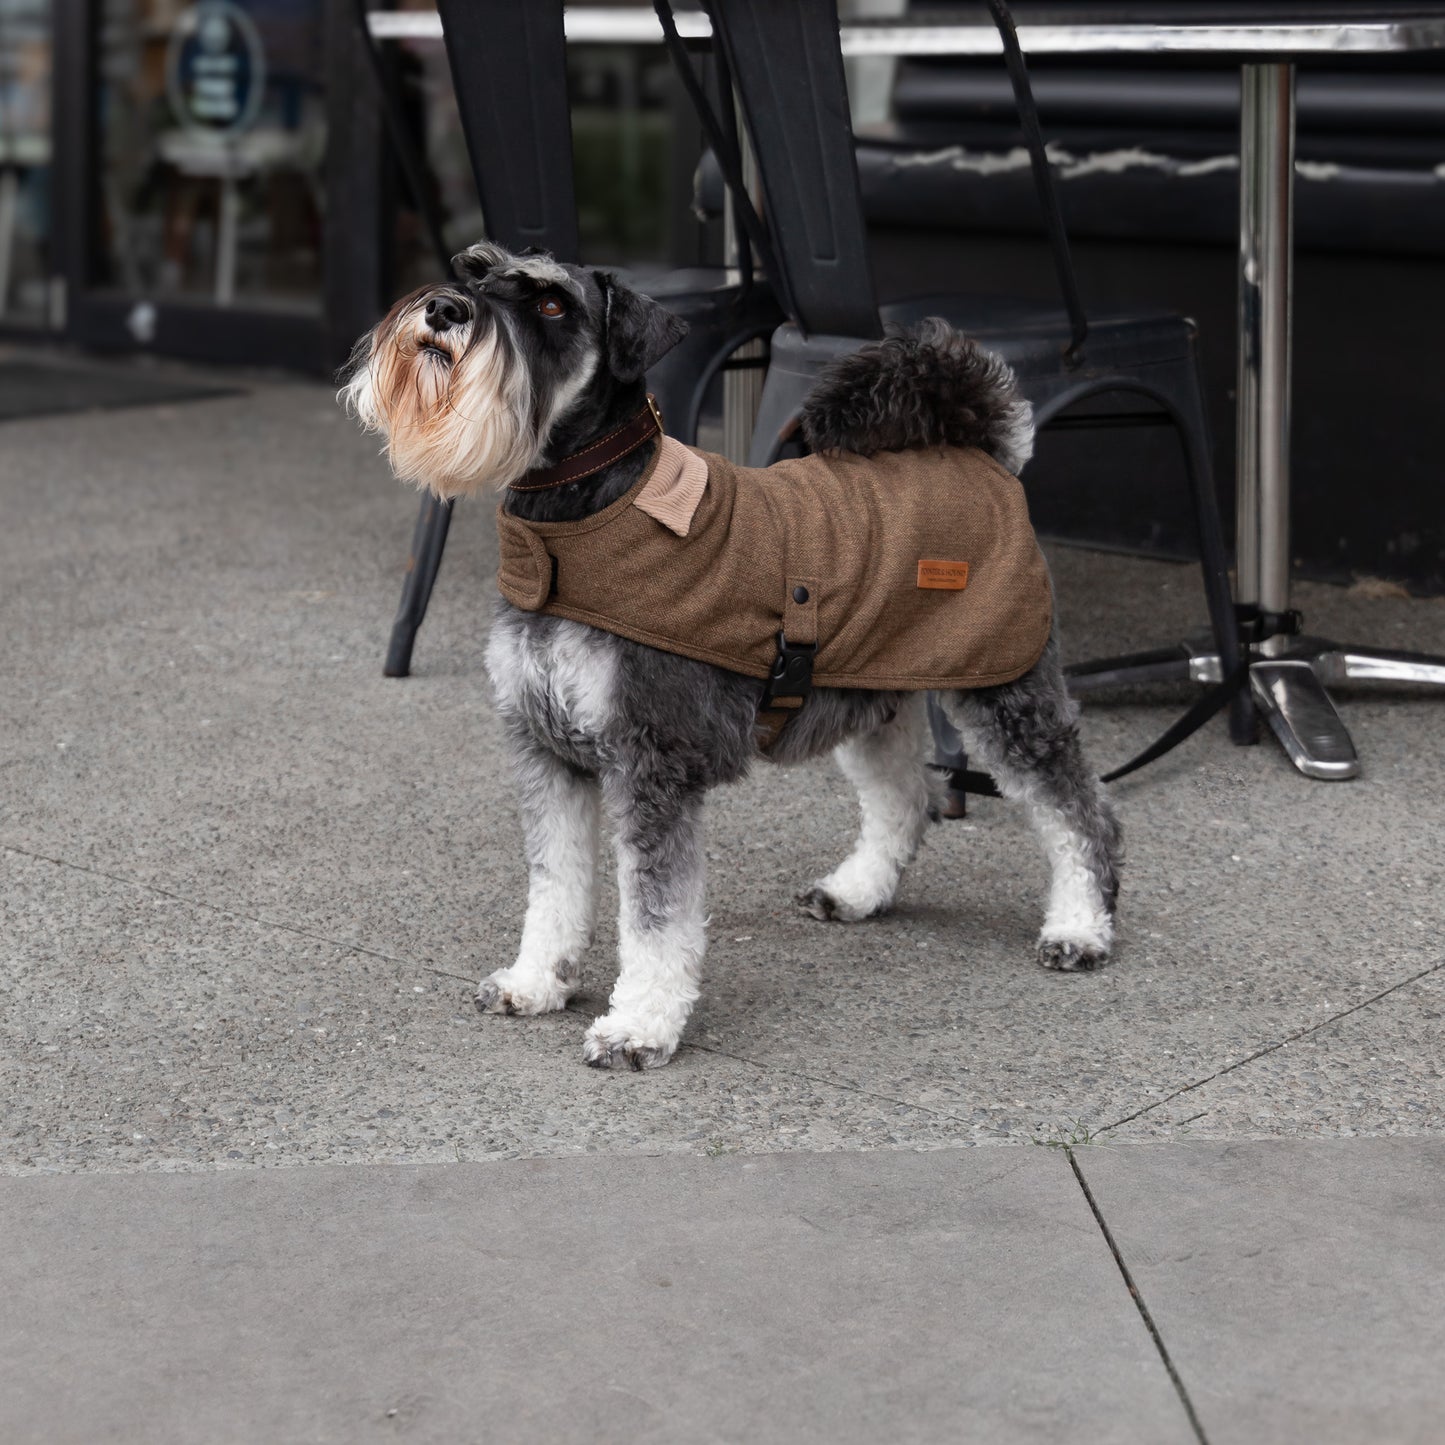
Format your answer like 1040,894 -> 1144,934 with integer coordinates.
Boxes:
2,358 -> 1444,1441
4,1141 -> 1442,1445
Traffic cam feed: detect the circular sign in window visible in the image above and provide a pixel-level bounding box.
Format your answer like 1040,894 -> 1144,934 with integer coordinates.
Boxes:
165,2 -> 267,136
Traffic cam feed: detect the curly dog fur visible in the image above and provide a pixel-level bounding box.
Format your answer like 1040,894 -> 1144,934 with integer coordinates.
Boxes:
800,319 -> 1036,475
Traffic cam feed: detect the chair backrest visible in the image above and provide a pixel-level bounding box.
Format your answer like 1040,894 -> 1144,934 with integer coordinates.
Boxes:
707,0 -> 884,339
435,0 -> 580,261
701,0 -> 1089,352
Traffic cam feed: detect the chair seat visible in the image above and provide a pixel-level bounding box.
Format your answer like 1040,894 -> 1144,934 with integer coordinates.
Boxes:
881,294 -> 1197,373
753,305 -> 1204,453
615,263 -> 754,298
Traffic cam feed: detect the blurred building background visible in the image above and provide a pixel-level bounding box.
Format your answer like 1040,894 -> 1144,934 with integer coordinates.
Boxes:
1,0 -> 1442,593
0,0 -> 710,363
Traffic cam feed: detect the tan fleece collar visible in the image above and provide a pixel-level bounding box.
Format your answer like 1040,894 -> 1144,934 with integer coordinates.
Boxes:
632,436 -> 709,536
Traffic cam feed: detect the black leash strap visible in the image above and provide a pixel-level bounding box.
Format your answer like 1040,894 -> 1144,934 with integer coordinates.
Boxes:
952,662 -> 1253,799
954,769 -> 1002,799
1099,661 -> 1252,783
653,0 -> 800,323
984,0 -> 1089,358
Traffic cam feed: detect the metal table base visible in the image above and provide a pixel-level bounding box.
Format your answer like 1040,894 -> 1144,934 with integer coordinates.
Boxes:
1070,636 -> 1445,780
1072,58 -> 1445,780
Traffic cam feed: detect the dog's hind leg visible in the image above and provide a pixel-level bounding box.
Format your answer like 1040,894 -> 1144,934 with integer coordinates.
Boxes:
583,772 -> 706,1070
797,695 -> 934,923
945,642 -> 1122,971
477,733 -> 599,1016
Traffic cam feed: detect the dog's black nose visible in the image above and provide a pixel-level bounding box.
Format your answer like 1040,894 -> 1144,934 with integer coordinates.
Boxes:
425,294 -> 469,331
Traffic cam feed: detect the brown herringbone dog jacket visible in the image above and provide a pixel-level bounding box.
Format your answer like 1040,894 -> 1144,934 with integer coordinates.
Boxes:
495,436 -> 1051,691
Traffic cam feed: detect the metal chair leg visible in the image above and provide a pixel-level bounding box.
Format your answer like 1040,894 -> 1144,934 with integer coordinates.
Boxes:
927,693 -> 966,770
1162,358 -> 1255,745
384,493 -> 454,678
926,693 -> 974,818
1038,362 -> 1255,745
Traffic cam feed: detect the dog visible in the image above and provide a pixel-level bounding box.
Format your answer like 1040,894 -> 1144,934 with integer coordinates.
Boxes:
342,241 -> 1121,1070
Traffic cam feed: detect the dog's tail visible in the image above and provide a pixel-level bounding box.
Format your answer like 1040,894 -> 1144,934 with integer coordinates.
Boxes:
798,319 -> 1034,474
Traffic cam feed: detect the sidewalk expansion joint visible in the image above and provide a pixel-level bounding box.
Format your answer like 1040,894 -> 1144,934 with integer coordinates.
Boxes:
1068,1148 -> 1210,1445
0,841 -> 475,987
1102,957 -> 1445,1135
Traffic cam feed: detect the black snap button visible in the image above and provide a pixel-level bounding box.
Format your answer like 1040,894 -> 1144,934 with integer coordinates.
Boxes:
792,586 -> 810,604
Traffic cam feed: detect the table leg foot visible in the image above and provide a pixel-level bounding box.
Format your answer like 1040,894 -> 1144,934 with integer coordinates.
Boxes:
1250,657 -> 1359,779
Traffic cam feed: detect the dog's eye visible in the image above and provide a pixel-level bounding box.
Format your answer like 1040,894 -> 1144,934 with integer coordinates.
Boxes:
536,295 -> 567,319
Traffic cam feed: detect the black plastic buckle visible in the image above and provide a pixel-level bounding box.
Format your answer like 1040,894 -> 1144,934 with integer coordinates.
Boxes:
759,631 -> 817,710
1236,604 -> 1304,645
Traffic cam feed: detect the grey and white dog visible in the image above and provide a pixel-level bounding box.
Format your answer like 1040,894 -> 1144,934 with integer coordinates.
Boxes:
343,242 -> 1121,1070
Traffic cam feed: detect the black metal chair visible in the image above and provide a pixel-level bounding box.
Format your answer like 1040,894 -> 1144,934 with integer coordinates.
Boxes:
363,0 -> 782,678
690,0 -> 1246,788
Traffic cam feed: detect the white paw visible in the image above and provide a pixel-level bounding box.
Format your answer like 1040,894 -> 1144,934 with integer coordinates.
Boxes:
1036,936 -> 1111,972
474,962 -> 576,1016
794,842 -> 904,923
795,867 -> 893,923
581,1012 -> 681,1070
795,883 -> 876,922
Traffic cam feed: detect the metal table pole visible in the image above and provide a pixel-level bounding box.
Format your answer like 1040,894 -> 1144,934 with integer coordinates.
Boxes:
1235,63 -> 1358,779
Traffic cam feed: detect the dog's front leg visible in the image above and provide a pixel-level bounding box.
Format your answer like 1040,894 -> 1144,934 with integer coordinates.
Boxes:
583,772 -> 705,1070
477,734 -> 599,1016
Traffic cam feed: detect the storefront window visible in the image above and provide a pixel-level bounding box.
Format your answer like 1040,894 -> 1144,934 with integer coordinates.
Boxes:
0,0 -> 53,325
95,0 -> 325,311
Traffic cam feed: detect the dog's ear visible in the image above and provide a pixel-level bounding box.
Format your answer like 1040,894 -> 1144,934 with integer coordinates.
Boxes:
598,272 -> 689,382
451,241 -> 507,283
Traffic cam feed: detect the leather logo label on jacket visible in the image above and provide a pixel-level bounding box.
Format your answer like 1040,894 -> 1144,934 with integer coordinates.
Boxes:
917,559 -> 970,590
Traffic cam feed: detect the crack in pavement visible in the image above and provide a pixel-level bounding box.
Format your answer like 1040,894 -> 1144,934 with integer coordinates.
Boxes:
1,841 -> 476,986
1100,958 -> 1445,1135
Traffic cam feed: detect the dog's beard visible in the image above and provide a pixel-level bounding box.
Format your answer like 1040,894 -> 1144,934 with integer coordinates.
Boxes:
341,295 -> 537,499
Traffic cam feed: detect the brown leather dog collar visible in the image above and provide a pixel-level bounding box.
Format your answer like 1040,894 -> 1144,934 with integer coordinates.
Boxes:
509,395 -> 663,493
